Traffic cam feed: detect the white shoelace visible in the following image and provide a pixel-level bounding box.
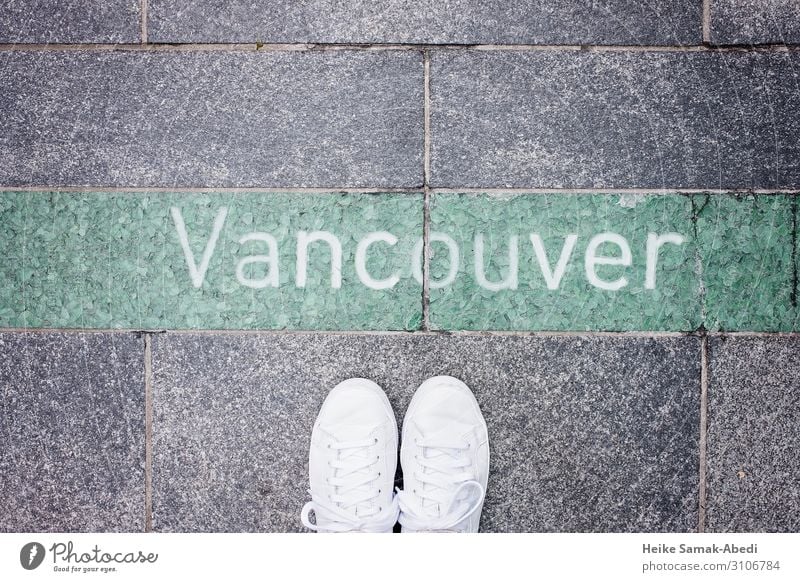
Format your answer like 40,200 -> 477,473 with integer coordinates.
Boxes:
301,437 -> 399,532
397,436 -> 485,532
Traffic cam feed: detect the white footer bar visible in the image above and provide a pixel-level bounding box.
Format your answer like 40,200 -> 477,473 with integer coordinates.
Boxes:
2,532 -> 798,581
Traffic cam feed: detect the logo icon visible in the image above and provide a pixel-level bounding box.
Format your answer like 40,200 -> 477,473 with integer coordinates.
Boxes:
20,542 -> 45,570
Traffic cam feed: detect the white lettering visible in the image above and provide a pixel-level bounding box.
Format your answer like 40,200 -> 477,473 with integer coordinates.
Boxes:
645,232 -> 685,290
170,206 -> 228,289
355,231 -> 400,290
296,231 -> 342,289
412,233 -> 459,289
474,233 -> 518,291
529,234 -> 578,290
235,232 -> 279,289
585,232 -> 632,291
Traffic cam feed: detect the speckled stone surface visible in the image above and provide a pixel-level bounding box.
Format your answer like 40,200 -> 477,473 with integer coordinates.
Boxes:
706,337 -> 800,532
430,51 -> 800,189
151,333 -> 700,532
696,195 -> 795,332
0,51 -> 422,188
148,0 -> 699,45
710,0 -> 800,44
0,332 -> 144,532
0,191 -> 423,330
0,0 -> 139,43
429,193 -> 700,331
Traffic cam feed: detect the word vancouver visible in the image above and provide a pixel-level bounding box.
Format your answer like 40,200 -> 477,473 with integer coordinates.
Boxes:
172,207 -> 686,292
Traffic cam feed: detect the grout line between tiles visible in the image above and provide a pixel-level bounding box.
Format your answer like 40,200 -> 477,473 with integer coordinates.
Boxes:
430,188 -> 800,196
0,42 -> 798,52
3,328 -> 798,337
423,51 -> 432,187
698,333 -> 709,532
3,187 -> 799,195
140,0 -> 148,44
144,332 -> 154,532
0,186 -> 424,194
702,0 -> 712,44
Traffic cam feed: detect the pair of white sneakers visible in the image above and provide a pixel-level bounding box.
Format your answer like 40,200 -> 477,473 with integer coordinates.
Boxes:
300,376 -> 489,533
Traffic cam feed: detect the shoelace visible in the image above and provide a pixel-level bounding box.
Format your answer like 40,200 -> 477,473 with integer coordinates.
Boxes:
301,437 -> 399,532
397,436 -> 485,532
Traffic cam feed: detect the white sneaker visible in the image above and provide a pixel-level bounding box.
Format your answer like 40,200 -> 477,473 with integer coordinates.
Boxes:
397,376 -> 489,532
300,378 -> 400,532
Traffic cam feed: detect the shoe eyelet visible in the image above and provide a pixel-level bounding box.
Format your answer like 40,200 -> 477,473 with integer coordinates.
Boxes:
373,438 -> 378,444
379,507 -> 383,511
327,444 -> 332,449
378,489 -> 382,494
378,472 -> 381,476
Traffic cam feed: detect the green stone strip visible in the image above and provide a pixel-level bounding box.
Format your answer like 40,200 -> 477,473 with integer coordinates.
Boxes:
696,195 -> 795,332
0,192 -> 423,330
429,192 -> 797,332
0,191 -> 796,331
429,193 -> 701,331
796,197 -> 800,331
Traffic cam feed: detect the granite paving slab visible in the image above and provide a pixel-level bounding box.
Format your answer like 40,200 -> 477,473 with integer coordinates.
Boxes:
429,51 -> 800,189
151,333 -> 700,532
147,0 -> 700,45
0,50 -> 423,188
706,337 -> 800,532
0,0 -> 140,43
710,0 -> 800,45
0,332 -> 145,532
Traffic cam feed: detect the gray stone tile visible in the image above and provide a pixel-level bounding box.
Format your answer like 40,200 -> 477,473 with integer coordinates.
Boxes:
430,51 -> 800,189
152,333 -> 699,532
0,51 -> 422,188
706,337 -> 800,532
0,332 -> 145,532
148,0 -> 700,45
0,0 -> 140,43
710,0 -> 800,45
